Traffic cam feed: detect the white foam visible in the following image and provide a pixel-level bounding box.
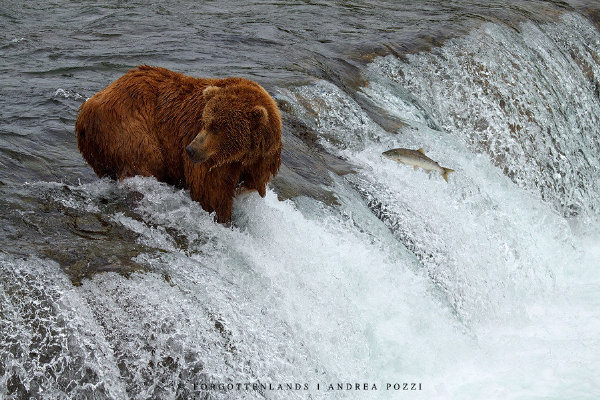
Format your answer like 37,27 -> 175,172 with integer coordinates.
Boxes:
54,88 -> 83,100
0,254 -> 126,399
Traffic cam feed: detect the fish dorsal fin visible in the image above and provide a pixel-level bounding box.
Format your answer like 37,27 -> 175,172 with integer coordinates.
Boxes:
417,148 -> 425,154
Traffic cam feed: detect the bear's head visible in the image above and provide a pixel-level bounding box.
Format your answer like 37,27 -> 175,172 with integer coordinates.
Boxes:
185,82 -> 281,170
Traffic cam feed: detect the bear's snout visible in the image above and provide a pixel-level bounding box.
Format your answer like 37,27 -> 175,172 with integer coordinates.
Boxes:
185,145 -> 197,159
186,145 -> 209,163
186,131 -> 212,163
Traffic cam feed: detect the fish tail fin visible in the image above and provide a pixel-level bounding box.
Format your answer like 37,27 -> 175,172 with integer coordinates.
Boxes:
442,168 -> 454,183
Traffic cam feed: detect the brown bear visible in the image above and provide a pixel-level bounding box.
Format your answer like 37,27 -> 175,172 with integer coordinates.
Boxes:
75,65 -> 282,223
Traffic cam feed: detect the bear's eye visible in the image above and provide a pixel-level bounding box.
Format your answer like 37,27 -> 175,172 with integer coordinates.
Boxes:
208,122 -> 219,134
204,120 -> 216,133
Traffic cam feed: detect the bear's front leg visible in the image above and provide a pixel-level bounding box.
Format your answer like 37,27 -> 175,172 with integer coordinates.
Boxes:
239,156 -> 281,198
186,162 -> 242,223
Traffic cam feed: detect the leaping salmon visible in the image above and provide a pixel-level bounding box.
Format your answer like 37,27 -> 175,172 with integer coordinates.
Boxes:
382,147 -> 454,182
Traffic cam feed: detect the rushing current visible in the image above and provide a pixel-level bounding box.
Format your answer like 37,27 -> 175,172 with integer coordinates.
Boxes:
1,1 -> 599,399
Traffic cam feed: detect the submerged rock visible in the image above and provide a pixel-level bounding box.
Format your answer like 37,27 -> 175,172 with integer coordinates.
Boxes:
0,185 -> 152,286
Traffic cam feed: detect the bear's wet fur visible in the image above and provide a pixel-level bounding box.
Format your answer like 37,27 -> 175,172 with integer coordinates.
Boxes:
76,66 -> 282,223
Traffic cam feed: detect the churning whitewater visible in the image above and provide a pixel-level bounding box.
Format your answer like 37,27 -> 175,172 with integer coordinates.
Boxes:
1,3 -> 600,400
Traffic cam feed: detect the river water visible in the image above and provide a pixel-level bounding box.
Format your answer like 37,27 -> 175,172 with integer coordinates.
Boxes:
1,1 -> 599,399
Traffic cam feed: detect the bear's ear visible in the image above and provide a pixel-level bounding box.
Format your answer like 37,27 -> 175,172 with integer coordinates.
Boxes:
249,106 -> 269,126
203,86 -> 220,100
